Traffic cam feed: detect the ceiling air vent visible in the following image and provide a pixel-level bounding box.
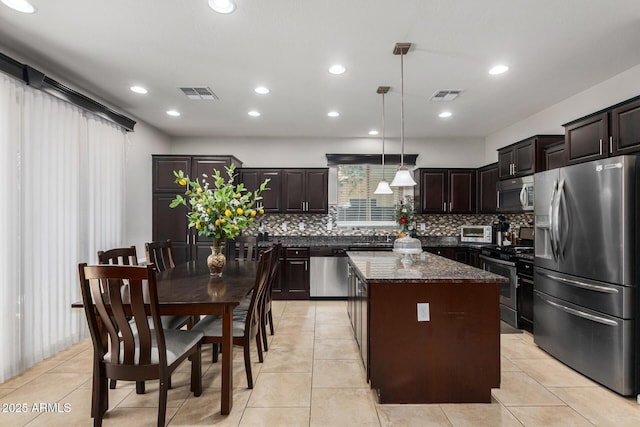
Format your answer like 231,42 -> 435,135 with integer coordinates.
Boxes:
179,87 -> 219,100
430,90 -> 462,102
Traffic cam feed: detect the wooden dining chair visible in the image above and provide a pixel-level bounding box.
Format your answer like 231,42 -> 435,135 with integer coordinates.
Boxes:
145,240 -> 176,272
78,263 -> 203,427
259,243 -> 281,351
192,247 -> 273,389
98,245 -> 193,392
229,235 -> 258,261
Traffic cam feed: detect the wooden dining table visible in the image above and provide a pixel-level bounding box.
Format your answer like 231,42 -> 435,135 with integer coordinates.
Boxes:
73,260 -> 258,415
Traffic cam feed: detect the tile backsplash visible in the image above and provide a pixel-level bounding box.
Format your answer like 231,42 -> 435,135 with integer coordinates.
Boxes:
248,206 -> 533,237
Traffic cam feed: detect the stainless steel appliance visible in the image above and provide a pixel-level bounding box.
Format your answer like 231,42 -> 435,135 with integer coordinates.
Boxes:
534,155 -> 639,397
497,175 -> 534,212
310,247 -> 349,297
460,225 -> 492,243
480,245 -> 533,328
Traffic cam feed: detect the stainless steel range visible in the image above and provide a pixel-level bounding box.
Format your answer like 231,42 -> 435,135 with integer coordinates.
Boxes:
480,245 -> 533,328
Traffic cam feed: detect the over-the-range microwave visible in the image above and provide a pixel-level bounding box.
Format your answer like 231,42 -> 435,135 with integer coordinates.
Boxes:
460,225 -> 492,243
497,175 -> 534,213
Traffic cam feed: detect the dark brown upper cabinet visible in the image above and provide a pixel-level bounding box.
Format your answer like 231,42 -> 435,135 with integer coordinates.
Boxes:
478,163 -> 498,213
564,94 -> 640,165
498,135 -> 564,178
538,139 -> 566,171
414,168 -> 476,214
283,169 -> 329,214
238,168 -> 283,213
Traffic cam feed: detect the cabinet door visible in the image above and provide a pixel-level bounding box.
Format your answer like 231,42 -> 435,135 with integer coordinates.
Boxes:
240,169 -> 283,213
543,142 -> 566,171
305,169 -> 328,213
284,258 -> 310,299
448,170 -> 476,213
611,97 -> 640,156
478,163 -> 498,213
152,194 -> 190,264
498,149 -> 515,179
283,169 -> 305,213
192,157 -> 233,183
153,156 -> 191,192
418,170 -> 447,213
514,139 -> 535,175
565,113 -> 609,165
453,248 -> 468,264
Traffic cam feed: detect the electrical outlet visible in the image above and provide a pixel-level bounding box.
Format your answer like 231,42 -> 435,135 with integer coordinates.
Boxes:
417,303 -> 430,322
420,223 -> 426,231
298,222 -> 305,231
327,222 -> 333,231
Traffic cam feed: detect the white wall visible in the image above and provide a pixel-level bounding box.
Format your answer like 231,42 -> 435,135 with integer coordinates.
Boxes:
170,136 -> 486,168
485,64 -> 640,163
125,121 -> 171,259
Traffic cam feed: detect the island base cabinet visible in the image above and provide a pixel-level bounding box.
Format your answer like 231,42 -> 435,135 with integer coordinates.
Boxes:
368,281 -> 500,404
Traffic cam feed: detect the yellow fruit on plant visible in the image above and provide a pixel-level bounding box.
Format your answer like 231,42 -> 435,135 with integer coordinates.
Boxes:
178,178 -> 187,186
231,225 -> 238,230
207,208 -> 212,213
214,219 -> 221,226
259,208 -> 265,215
250,210 -> 257,217
225,209 -> 232,217
220,218 -> 226,224
199,198 -> 204,204
196,188 -> 203,194
236,208 -> 243,215
236,193 -> 241,198
195,222 -> 201,229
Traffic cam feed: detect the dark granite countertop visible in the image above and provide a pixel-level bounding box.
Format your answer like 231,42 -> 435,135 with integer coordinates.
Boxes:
347,251 -> 508,284
258,235 -> 492,250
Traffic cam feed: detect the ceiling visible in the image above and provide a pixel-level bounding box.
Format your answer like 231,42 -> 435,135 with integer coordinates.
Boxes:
1,0 -> 640,140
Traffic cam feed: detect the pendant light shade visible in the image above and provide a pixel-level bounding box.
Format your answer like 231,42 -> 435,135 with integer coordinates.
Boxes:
374,86 -> 394,195
390,42 -> 417,188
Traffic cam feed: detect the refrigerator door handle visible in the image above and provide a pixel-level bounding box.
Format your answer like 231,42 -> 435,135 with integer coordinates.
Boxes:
538,294 -> 618,326
549,180 -> 558,261
538,271 -> 619,294
552,179 -> 563,262
557,178 -> 568,262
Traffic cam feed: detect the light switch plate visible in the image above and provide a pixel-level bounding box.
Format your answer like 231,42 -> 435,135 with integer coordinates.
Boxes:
417,303 -> 430,322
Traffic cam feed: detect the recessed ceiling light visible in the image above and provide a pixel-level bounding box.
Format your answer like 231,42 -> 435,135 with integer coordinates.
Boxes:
489,64 -> 509,75
328,64 -> 346,75
327,111 -> 340,117
248,110 -> 261,117
439,111 -> 452,118
166,110 -> 181,117
208,0 -> 236,14
1,0 -> 36,13
254,86 -> 270,95
369,130 -> 379,136
130,86 -> 148,94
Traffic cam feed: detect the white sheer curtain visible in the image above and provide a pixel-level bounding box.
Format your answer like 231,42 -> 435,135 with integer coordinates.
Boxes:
0,73 -> 126,382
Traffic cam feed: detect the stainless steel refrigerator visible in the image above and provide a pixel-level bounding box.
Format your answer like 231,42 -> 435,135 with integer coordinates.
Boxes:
534,155 -> 639,397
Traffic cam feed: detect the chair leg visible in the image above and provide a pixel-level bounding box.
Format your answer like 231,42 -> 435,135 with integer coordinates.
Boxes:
256,333 -> 264,363
136,381 -> 145,394
158,377 -> 169,427
243,342 -> 254,389
92,358 -> 108,421
268,310 -> 274,335
212,343 -> 219,363
190,345 -> 202,397
261,317 -> 269,352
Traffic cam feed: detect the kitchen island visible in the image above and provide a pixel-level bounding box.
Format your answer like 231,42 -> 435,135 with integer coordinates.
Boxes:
347,251 -> 508,404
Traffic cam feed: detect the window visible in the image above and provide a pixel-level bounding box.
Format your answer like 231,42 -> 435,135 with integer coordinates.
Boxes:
336,164 -> 399,226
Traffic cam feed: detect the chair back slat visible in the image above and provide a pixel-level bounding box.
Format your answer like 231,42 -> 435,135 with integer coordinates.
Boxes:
98,246 -> 138,266
145,240 -> 175,272
245,247 -> 272,334
229,235 -> 258,261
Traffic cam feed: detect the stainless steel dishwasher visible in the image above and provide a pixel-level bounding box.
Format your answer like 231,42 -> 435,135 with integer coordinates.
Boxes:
309,247 -> 349,298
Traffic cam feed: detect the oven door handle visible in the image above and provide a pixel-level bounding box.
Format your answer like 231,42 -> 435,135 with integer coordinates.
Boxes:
479,254 -> 516,267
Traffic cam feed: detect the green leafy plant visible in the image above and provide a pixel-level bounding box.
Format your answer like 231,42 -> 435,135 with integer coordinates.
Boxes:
169,164 -> 269,245
395,196 -> 416,234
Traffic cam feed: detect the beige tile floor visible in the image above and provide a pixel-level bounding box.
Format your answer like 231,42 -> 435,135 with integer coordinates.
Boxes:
1,300 -> 640,426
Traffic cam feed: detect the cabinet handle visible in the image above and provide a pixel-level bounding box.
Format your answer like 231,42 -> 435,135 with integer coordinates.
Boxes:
186,234 -> 189,244
599,139 -> 603,156
449,201 -> 452,211
609,136 -> 613,154
443,202 -> 446,211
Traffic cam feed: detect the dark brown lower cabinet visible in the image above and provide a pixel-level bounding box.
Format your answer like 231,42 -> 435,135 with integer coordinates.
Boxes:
272,247 -> 310,300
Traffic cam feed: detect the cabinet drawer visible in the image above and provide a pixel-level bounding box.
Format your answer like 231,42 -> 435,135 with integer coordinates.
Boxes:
285,247 -> 309,258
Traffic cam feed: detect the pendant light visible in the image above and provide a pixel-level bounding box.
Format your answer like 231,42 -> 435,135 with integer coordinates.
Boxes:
390,42 -> 417,187
374,86 -> 393,195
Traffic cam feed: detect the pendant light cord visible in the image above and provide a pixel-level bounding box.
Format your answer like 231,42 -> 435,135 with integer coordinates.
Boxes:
400,51 -> 405,167
381,92 -> 386,177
